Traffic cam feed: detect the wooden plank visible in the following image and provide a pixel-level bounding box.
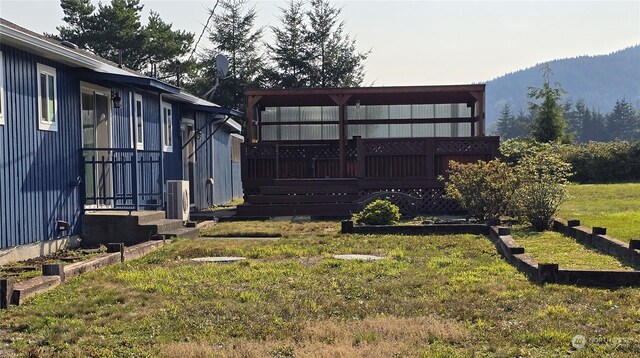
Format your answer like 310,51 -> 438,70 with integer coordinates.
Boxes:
245,194 -> 358,204
261,186 -> 359,195
236,203 -> 358,217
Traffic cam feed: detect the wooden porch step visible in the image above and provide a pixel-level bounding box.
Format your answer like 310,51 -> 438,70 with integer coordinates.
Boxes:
236,203 -> 357,217
260,186 -> 359,195
245,194 -> 358,204
272,178 -> 358,187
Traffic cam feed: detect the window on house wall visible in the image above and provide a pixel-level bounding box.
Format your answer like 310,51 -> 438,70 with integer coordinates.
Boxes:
0,51 -> 5,125
37,63 -> 57,131
135,93 -> 144,149
231,136 -> 242,163
162,102 -> 172,152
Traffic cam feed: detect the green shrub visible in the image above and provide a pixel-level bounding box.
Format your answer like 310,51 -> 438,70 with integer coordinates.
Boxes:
353,199 -> 401,225
512,150 -> 572,231
557,141 -> 640,183
443,159 -> 516,223
501,139 -> 640,184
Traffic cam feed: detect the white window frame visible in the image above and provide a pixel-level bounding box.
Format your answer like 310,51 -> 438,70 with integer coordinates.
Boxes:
162,101 -> 173,152
133,93 -> 144,150
0,51 -> 5,125
37,63 -> 58,131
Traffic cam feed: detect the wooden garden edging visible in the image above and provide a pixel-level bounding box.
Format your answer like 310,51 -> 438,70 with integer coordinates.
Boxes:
552,218 -> 640,267
340,220 -> 489,235
340,220 -> 640,287
489,226 -> 640,287
1,239 -> 169,308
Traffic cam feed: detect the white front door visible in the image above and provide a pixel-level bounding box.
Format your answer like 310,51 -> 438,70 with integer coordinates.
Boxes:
182,119 -> 196,207
81,83 -> 113,208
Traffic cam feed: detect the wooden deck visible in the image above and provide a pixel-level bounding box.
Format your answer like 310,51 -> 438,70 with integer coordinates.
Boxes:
237,137 -> 500,217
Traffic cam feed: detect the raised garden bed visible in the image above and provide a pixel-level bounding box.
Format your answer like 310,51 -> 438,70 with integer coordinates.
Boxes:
341,219 -> 640,287
1,239 -> 169,309
0,249 -> 105,283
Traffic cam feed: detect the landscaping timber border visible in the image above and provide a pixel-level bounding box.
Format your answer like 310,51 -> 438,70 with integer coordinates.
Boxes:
1,239 -> 169,308
489,226 -> 640,287
552,218 -> 640,267
341,220 -> 640,287
340,220 -> 489,235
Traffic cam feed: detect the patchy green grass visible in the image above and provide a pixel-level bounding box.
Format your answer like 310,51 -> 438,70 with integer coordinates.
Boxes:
1,221 -> 640,357
512,227 -> 635,271
200,220 -> 339,238
559,183 -> 640,243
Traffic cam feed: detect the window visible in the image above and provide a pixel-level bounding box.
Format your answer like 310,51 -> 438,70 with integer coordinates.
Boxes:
134,93 -> 143,149
37,63 -> 57,131
0,51 -> 4,125
231,135 -> 243,163
162,102 -> 172,152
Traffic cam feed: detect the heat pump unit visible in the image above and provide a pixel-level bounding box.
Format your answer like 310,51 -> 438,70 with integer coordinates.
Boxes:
167,180 -> 189,221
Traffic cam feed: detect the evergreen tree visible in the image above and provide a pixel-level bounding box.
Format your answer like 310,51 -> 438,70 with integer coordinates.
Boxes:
306,0 -> 368,87
528,66 -> 568,143
513,109 -> 533,138
583,109 -> 607,142
191,0 -> 265,115
496,103 -> 515,139
55,0 -> 193,83
266,0 -> 312,88
606,99 -> 639,141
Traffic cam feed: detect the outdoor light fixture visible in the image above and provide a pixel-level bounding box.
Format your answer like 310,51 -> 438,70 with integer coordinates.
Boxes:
195,130 -> 203,140
111,90 -> 122,109
355,100 -> 361,109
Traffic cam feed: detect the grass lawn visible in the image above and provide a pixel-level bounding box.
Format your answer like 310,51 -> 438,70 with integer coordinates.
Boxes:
559,183 -> 640,243
2,221 -> 640,357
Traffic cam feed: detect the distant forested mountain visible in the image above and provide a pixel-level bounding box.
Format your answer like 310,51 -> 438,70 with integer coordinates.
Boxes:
485,45 -> 640,130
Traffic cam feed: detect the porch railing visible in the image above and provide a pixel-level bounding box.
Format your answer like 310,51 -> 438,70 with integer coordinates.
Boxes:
242,137 -> 500,180
81,148 -> 162,211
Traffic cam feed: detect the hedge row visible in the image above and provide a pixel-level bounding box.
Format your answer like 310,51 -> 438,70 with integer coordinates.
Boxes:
558,141 -> 640,183
500,140 -> 640,184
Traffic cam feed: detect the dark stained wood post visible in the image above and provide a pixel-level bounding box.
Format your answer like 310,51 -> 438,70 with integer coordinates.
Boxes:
1,278 -> 13,309
329,94 -> 352,178
470,102 -> 476,137
355,136 -> 364,177
247,95 -> 262,143
470,91 -> 485,136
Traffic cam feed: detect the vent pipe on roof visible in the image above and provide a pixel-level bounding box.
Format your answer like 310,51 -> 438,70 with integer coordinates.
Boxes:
60,40 -> 79,49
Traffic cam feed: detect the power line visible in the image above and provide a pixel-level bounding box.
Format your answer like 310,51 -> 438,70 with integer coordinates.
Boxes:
188,0 -> 221,63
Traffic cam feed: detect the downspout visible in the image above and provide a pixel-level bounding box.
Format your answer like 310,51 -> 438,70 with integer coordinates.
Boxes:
130,88 -> 139,211
159,92 -> 165,211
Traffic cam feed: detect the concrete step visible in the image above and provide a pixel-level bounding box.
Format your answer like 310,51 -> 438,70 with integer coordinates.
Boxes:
139,219 -> 185,233
134,211 -> 167,224
161,227 -> 199,239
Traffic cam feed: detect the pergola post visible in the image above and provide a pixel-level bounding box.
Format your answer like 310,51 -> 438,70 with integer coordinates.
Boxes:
247,95 -> 262,143
329,94 -> 352,178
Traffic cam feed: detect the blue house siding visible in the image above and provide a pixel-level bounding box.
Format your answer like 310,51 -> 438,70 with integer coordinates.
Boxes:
0,45 -> 83,248
191,113 -> 242,209
0,22 -> 244,250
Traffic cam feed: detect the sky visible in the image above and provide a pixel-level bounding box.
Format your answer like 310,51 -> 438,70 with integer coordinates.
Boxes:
1,0 -> 639,85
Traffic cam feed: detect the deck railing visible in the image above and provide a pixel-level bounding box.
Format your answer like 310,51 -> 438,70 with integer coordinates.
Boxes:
242,137 -> 499,181
81,148 -> 162,211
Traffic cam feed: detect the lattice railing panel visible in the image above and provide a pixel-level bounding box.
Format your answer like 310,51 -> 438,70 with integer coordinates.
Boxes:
435,139 -> 494,153
364,140 -> 425,155
358,187 -> 463,214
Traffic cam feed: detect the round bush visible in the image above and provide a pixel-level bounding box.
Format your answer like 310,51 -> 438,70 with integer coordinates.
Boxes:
353,199 -> 401,225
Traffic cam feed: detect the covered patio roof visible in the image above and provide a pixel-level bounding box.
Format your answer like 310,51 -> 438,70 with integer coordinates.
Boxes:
246,85 -> 485,107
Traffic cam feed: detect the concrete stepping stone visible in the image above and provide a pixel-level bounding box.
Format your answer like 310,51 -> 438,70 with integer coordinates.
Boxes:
333,254 -> 384,261
191,256 -> 246,263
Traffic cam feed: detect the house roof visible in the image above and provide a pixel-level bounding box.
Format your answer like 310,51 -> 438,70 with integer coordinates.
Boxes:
0,17 -> 243,131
